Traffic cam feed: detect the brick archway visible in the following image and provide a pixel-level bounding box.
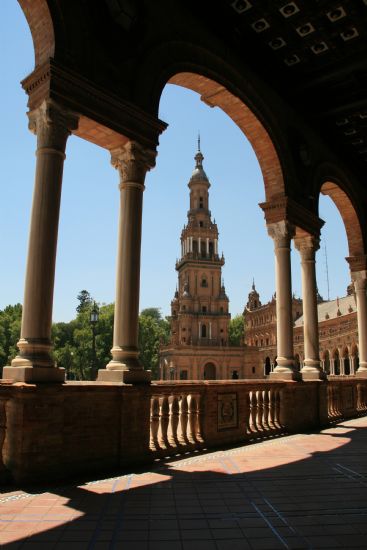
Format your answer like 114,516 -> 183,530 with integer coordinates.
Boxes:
18,0 -> 55,66
320,181 -> 365,259
168,73 -> 285,201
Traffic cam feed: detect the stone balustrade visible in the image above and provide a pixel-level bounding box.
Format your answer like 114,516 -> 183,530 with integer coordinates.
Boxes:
1,378 -> 367,483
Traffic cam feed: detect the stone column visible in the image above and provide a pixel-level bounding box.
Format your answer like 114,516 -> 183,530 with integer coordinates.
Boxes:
98,141 -> 155,383
267,221 -> 298,380
352,271 -> 367,376
294,235 -> 325,380
3,100 -> 78,383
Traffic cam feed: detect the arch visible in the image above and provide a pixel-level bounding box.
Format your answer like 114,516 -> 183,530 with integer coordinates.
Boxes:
343,346 -> 351,376
323,350 -> 331,374
168,73 -> 285,201
18,0 -> 55,66
320,181 -> 365,258
264,357 -> 271,376
333,348 -> 340,375
201,324 -> 207,338
203,362 -> 216,380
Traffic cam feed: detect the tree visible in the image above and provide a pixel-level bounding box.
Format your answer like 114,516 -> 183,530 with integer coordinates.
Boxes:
0,304 -> 22,372
228,314 -> 244,346
138,308 -> 170,379
76,290 -> 92,313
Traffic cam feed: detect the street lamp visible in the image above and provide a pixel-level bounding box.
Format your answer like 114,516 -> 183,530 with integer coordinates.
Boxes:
90,301 -> 99,380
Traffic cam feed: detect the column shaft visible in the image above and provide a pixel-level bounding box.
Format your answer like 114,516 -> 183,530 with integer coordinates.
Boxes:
99,141 -> 155,383
4,100 -> 78,383
353,271 -> 367,374
295,235 -> 324,379
267,221 -> 297,379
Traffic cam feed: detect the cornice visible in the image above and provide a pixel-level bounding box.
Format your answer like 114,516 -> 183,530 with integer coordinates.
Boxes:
21,59 -> 167,151
259,195 -> 324,237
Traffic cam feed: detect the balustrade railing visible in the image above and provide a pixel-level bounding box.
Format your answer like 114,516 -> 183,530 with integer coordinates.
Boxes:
150,382 -> 284,458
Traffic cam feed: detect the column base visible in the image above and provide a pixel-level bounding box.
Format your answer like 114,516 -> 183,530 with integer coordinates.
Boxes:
270,370 -> 301,381
355,367 -> 367,377
301,370 -> 326,381
97,368 -> 151,384
2,366 -> 65,383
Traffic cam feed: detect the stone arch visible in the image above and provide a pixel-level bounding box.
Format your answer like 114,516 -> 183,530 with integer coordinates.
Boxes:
333,348 -> 341,375
167,72 -> 284,201
342,346 -> 350,375
203,361 -> 216,380
323,349 -> 331,374
319,181 -> 365,259
264,356 -> 271,376
18,0 -> 55,66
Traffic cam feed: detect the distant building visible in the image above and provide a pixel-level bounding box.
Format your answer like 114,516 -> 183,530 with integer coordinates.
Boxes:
159,144 -> 260,380
243,282 -> 359,376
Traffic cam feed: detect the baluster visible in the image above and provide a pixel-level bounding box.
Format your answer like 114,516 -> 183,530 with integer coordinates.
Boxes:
274,390 -> 281,429
160,396 -> 170,448
150,397 -> 160,450
257,391 -> 264,431
170,396 -> 180,446
195,393 -> 204,442
263,390 -> 270,431
179,395 -> 189,444
269,390 -> 276,430
244,392 -> 251,435
250,391 -> 258,433
189,395 -> 198,442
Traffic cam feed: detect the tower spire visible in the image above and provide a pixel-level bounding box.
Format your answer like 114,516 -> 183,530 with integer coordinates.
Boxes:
198,132 -> 201,152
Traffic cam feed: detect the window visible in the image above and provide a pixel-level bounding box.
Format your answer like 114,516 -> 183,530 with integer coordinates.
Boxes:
182,327 -> 186,331
199,197 -> 204,208
220,306 -> 224,313
252,367 -> 256,374
201,278 -> 208,287
220,328 -> 224,333
201,324 -> 207,338
180,370 -> 188,380
202,306 -> 207,313
199,221 -> 203,227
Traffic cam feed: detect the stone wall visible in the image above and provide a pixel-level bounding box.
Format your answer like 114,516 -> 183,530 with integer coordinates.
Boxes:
1,378 -> 367,483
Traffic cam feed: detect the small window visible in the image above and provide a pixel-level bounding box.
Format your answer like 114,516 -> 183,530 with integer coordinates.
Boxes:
220,307 -> 224,313
202,306 -> 207,313
182,305 -> 186,311
220,329 -> 224,333
199,221 -> 203,227
201,324 -> 207,338
182,327 -> 186,331
252,367 -> 256,374
201,278 -> 208,287
183,337 -> 186,342
180,370 -> 188,380
199,197 -> 204,208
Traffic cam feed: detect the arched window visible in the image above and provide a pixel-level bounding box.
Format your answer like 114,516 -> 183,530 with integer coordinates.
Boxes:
201,278 -> 208,287
201,324 -> 207,338
202,306 -> 207,313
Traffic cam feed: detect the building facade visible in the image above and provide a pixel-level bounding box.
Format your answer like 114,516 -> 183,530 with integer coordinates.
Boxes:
160,145 -> 260,381
244,283 -> 359,376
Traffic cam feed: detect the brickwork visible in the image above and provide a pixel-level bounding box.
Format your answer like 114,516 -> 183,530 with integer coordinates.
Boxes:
18,0 -> 54,66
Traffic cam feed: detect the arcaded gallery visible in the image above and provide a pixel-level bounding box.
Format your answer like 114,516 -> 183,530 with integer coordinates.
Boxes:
1,2 -> 367,548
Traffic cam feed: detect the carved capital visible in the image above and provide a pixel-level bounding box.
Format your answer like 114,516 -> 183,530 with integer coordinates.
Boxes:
294,235 -> 320,261
28,99 -> 79,152
111,141 -> 156,187
267,220 -> 296,249
346,255 -> 367,273
351,270 -> 367,292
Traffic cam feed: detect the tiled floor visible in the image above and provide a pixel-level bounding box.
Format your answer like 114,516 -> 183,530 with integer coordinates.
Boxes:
1,416 -> 367,549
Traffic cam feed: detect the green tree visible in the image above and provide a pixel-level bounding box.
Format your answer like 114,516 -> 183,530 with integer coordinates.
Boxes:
0,304 -> 22,372
228,314 -> 244,346
76,290 -> 92,313
138,308 -> 170,379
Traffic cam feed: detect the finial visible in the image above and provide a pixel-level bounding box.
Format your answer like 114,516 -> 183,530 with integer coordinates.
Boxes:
198,132 -> 201,152
252,277 -> 255,290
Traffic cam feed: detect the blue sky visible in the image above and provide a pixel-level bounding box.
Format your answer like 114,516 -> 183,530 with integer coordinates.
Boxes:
0,1 -> 350,322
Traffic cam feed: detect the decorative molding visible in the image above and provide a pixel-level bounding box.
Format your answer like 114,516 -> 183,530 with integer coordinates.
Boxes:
218,393 -> 238,430
21,59 -> 167,151
259,196 -> 324,236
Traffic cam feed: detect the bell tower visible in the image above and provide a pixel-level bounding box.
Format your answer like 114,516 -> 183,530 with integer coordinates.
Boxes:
170,139 -> 230,347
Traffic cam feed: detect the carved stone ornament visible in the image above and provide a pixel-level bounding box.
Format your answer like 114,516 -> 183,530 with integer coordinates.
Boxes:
267,220 -> 296,248
352,270 -> 367,292
27,99 -> 79,151
294,235 -> 320,261
217,393 -> 238,430
111,141 -> 157,186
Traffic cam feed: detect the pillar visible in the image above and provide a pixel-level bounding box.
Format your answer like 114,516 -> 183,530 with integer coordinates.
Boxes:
267,221 -> 298,380
352,271 -> 367,376
206,238 -> 209,255
294,235 -> 325,380
3,100 -> 78,383
98,141 -> 155,383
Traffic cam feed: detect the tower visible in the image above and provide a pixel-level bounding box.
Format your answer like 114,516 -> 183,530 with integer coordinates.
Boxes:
170,141 -> 230,348
160,141 -> 262,381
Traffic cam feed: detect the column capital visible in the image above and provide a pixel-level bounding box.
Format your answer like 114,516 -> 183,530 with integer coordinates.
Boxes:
267,220 -> 296,248
28,99 -> 79,151
294,235 -> 320,260
111,141 -> 156,187
347,255 -> 367,273
352,270 -> 367,291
